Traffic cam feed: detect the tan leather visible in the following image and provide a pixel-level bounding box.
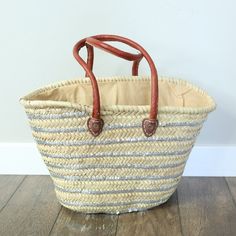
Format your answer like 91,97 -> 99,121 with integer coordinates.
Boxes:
142,119 -> 159,137
73,34 -> 159,137
86,37 -> 144,77
86,37 -> 143,61
85,44 -> 94,77
87,117 -> 104,137
73,38 -> 101,120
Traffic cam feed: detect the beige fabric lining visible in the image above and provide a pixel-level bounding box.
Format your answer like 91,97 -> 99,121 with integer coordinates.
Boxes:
28,77 -> 211,109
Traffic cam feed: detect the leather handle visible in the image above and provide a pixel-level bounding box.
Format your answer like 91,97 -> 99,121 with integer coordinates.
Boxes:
85,44 -> 94,77
73,34 -> 159,137
86,37 -> 143,61
85,37 -> 143,76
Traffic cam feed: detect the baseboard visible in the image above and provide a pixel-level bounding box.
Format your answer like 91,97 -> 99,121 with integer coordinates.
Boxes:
0,143 -> 235,176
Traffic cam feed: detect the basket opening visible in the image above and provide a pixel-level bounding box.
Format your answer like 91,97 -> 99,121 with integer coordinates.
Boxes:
25,77 -> 214,109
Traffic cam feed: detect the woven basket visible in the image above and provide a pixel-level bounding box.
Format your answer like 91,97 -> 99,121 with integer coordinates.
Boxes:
20,35 -> 216,214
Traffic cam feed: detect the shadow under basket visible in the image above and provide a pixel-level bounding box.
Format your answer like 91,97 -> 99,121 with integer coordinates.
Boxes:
20,76 -> 216,214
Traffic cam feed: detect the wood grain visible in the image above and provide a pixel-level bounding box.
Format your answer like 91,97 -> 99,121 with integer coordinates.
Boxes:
1,176 -> 236,236
116,192 -> 182,236
0,175 -> 25,211
0,176 -> 61,236
50,207 -> 118,236
177,177 -> 236,236
226,177 -> 236,205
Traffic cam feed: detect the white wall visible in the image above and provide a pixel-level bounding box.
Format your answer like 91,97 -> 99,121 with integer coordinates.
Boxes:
0,0 -> 235,145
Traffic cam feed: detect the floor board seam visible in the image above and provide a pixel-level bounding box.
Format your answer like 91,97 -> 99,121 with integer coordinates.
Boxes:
0,175 -> 27,213
176,188 -> 184,236
224,177 -> 236,208
48,205 -> 62,236
114,214 -> 119,236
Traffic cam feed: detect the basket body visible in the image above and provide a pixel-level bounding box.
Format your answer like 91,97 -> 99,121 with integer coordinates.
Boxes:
21,76 -> 215,214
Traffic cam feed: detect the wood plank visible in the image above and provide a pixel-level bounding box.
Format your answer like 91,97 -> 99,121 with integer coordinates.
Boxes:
116,192 -> 182,236
0,175 -> 25,211
0,176 -> 61,236
50,207 -> 118,236
177,177 -> 236,236
226,177 -> 236,205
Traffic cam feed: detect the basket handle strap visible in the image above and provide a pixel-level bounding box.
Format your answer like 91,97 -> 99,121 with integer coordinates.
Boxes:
73,34 -> 159,137
84,37 -> 143,77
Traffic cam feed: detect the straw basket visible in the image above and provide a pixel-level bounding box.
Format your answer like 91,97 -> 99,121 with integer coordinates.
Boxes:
20,35 -> 216,214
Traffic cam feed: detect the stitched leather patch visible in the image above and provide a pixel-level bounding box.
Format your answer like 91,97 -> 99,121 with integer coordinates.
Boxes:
142,118 -> 158,137
87,118 -> 104,137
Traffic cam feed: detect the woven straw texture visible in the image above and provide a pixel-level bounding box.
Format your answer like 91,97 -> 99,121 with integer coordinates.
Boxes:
20,76 -> 216,214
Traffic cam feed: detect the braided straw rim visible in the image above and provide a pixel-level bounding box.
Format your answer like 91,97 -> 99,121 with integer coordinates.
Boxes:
20,76 -> 216,115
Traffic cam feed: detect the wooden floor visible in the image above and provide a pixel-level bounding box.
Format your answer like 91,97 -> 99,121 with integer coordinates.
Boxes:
0,176 -> 236,236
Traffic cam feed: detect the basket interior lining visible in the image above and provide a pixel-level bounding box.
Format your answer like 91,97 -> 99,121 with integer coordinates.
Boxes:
28,78 -> 211,108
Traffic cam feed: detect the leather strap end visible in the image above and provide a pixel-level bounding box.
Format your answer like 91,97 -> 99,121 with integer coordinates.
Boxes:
142,118 -> 158,137
87,117 -> 104,137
